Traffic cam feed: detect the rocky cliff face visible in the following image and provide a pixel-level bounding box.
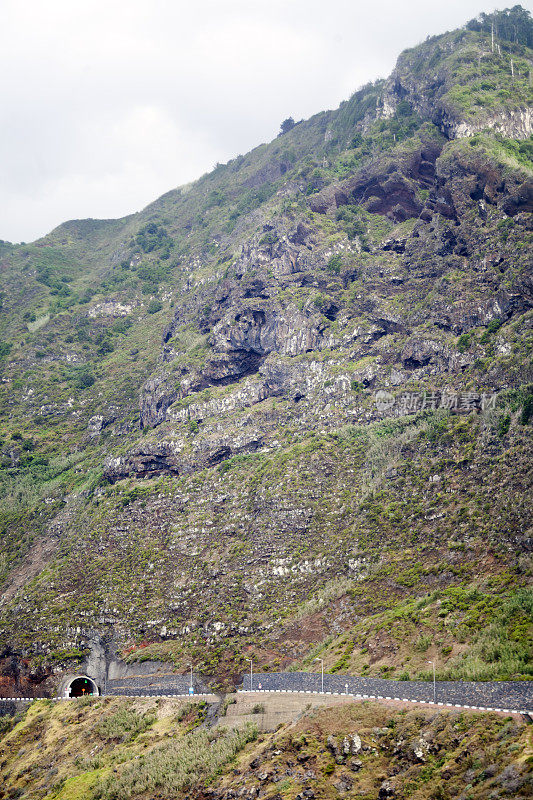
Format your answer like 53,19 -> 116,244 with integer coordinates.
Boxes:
381,27 -> 533,142
0,9 -> 532,692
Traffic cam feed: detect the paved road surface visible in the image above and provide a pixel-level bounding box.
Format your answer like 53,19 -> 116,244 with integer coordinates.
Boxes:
240,672 -> 533,711
1,671 -> 531,711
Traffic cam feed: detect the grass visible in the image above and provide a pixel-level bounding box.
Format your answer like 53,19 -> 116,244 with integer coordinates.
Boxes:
222,701 -> 531,800
98,724 -> 257,800
0,16 -> 532,694
96,707 -> 157,743
2,385 -> 531,678
431,588 -> 533,681
300,586 -> 533,682
0,698 -> 257,800
44,769 -> 110,800
2,697 -> 530,800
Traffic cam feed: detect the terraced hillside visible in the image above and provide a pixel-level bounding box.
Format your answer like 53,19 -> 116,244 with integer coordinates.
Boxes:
0,7 -> 532,696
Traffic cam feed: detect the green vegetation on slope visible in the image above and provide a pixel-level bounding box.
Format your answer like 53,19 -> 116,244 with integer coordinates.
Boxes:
303,586 -> 532,682
0,698 -> 530,800
0,698 -> 256,800
0,8 -> 531,694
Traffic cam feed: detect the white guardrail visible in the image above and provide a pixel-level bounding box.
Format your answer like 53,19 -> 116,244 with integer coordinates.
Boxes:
0,692 -> 214,702
0,690 -> 529,715
235,689 -> 529,715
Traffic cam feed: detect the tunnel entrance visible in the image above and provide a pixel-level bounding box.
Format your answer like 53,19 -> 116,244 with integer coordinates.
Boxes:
66,675 -> 99,697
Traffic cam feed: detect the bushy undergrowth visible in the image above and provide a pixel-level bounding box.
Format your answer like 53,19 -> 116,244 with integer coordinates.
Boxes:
312,587 -> 533,682
97,723 -> 257,800
0,12 -> 531,690
430,589 -> 533,681
96,708 -> 156,743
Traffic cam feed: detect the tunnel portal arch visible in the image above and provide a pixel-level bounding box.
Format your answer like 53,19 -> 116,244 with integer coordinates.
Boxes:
64,675 -> 99,698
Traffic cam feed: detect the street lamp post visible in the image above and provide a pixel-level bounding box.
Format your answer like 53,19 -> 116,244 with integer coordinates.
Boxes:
427,660 -> 436,703
249,659 -> 253,691
314,658 -> 324,693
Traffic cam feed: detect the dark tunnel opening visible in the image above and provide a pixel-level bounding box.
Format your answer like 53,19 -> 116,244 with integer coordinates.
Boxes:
67,676 -> 99,697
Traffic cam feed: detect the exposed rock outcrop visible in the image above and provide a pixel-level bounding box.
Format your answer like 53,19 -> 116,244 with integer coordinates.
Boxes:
211,303 -> 324,358
309,140 -> 442,220
141,301 -> 327,427
103,432 -> 265,483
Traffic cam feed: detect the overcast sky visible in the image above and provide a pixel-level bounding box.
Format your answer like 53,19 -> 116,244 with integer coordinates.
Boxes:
1,0 -> 529,243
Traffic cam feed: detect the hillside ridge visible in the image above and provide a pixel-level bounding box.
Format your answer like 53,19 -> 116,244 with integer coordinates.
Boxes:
0,6 -> 531,700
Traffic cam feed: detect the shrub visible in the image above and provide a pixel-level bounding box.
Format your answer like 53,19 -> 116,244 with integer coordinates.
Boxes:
336,205 -> 366,241
326,254 -> 343,273
97,708 -> 156,743
414,634 -> 432,653
97,340 -> 114,356
76,370 -> 95,390
113,318 -> 133,334
99,723 -> 257,798
519,391 -> 533,425
259,231 -> 278,247
498,414 -> 511,437
280,117 -> 296,135
136,222 -> 172,254
457,332 -> 472,353
147,300 -> 163,314
480,318 -> 502,343
0,342 -> 11,361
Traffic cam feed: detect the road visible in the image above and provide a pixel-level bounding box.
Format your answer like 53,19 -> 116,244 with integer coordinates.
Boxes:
239,671 -> 533,712
1,671 -> 531,712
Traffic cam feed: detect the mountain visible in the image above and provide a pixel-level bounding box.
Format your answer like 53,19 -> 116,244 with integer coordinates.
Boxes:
0,6 -> 532,696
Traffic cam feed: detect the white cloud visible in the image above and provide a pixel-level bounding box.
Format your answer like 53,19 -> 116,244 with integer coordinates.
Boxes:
0,0 -> 505,242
